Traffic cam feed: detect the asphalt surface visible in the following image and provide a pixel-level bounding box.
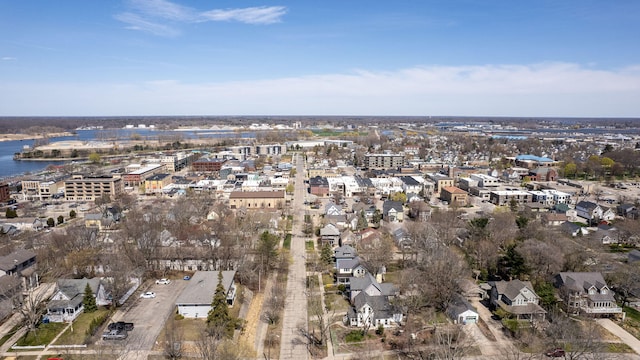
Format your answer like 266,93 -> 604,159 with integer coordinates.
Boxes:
279,153 -> 309,360
102,279 -> 188,360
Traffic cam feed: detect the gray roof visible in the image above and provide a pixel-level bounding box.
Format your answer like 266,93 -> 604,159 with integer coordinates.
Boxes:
383,201 -> 403,214
557,272 -> 614,302
336,257 -> 361,271
57,278 -> 101,299
320,223 -> 340,236
350,273 -> 395,296
446,294 -> 477,320
629,249 -> 640,263
176,271 -> 235,305
492,279 -> 537,302
334,245 -> 357,259
400,176 -> 421,186
0,249 -> 36,271
352,292 -> 398,321
576,201 -> 598,211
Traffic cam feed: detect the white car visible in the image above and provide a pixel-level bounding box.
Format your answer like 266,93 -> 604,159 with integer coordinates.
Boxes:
155,278 -> 171,285
140,292 -> 156,299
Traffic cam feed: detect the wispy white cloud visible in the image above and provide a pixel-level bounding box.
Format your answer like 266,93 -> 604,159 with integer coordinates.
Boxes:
1,57 -> 16,61
200,6 -> 288,25
3,63 -> 639,116
114,12 -> 181,37
115,0 -> 287,36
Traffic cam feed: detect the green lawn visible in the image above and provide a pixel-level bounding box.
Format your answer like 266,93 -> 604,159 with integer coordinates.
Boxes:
16,322 -> 67,346
624,306 -> 640,322
305,241 -> 315,251
55,308 -> 110,345
283,233 -> 292,249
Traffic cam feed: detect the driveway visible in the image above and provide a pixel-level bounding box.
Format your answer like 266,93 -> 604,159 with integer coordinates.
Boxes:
596,318 -> 640,355
468,298 -> 514,356
101,279 -> 188,359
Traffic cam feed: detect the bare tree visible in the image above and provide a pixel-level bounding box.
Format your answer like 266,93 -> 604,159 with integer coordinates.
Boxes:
308,295 -> 335,347
163,317 -> 184,359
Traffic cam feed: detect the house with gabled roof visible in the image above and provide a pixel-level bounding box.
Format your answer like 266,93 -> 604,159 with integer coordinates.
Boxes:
335,256 -> 367,286
489,279 -> 546,322
334,244 -> 357,260
555,272 -> 621,316
446,294 -> 479,324
47,278 -> 110,322
320,223 -> 341,247
576,201 -> 615,224
350,272 -> 396,303
325,203 -> 344,216
345,292 -> 403,328
382,201 -> 404,223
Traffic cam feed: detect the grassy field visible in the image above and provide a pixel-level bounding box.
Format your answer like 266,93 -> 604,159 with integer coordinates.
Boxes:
54,308 -> 110,345
16,322 -> 67,346
305,241 -> 315,251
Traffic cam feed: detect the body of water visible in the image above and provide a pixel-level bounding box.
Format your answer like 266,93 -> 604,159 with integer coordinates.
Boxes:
0,128 -> 255,180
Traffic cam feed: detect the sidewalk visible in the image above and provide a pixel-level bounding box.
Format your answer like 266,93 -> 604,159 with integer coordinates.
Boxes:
596,319 -> 640,355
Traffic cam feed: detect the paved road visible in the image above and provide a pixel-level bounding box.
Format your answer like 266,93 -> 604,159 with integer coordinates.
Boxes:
279,153 -> 309,360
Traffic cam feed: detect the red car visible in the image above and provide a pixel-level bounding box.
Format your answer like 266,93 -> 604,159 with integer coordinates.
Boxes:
545,348 -> 565,357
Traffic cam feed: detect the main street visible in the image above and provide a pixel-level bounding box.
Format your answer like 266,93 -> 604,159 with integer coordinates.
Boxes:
279,153 -> 309,359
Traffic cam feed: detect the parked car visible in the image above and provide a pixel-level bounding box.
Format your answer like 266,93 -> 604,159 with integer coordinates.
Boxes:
140,292 -> 156,299
102,329 -> 127,340
107,321 -> 134,332
545,348 -> 565,357
156,278 -> 171,285
183,275 -> 191,280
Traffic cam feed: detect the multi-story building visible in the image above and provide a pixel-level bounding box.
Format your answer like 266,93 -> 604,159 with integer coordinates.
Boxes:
21,178 -> 64,201
441,186 -> 468,206
145,173 -> 171,194
0,183 -> 10,203
64,175 -> 123,202
256,144 -> 286,156
364,153 -> 405,170
192,157 -> 227,173
161,152 -> 197,172
122,164 -> 165,187
489,190 -> 531,206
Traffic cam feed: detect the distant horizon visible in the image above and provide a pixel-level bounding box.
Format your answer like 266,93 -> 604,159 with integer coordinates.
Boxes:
2,2 -> 639,117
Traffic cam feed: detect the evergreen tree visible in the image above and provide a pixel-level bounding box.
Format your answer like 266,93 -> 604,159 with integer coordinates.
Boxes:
372,209 -> 382,227
356,210 -> 368,231
82,283 -> 98,313
320,244 -> 333,265
207,271 -> 234,338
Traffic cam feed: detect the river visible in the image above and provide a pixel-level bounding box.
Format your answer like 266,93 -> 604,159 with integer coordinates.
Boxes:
0,128 -> 255,180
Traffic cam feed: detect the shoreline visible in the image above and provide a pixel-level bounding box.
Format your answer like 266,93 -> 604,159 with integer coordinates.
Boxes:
0,132 -> 75,142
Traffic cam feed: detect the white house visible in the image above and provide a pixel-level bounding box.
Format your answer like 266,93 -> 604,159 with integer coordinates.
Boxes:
176,271 -> 237,318
345,292 -> 403,328
46,278 -> 110,322
446,295 -> 479,324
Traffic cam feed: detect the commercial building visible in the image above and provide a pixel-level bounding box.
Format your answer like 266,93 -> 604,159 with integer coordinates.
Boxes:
64,175 -> 123,202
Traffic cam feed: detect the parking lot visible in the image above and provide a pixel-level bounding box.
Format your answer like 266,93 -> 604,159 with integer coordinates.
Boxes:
100,278 -> 188,352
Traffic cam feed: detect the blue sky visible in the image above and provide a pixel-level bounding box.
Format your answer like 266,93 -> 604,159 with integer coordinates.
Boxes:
1,0 -> 639,117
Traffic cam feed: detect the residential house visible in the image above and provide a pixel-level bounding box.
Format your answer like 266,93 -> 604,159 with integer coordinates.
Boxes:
47,278 -> 110,322
392,228 -> 413,249
358,228 -> 382,250
325,203 -> 344,216
176,271 -> 237,318
0,249 -> 38,290
345,292 -> 403,328
382,201 -> 404,223
0,276 -> 22,320
350,272 -> 396,303
320,223 -> 341,247
561,221 -> 590,237
576,201 -> 615,224
446,295 -> 479,324
489,279 -> 546,321
408,201 -> 432,222
334,245 -> 357,261
335,256 -> 367,286
555,272 -> 622,316
617,204 -> 638,219
542,213 -> 568,226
